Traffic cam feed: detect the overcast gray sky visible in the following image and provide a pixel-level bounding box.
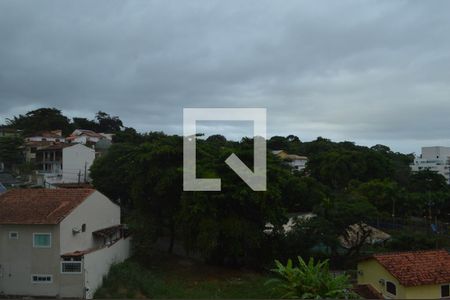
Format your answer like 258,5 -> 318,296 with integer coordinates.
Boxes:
1,0 -> 450,154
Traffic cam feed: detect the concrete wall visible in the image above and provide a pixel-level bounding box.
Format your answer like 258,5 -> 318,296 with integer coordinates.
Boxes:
83,237 -> 131,299
422,146 -> 450,160
62,144 -> 95,183
0,224 -> 61,297
358,259 -> 406,299
59,269 -> 85,298
59,191 -> 121,254
289,159 -> 307,171
404,284 -> 443,299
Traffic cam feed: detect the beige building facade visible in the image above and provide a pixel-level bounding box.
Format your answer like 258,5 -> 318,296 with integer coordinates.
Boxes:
0,189 -> 131,298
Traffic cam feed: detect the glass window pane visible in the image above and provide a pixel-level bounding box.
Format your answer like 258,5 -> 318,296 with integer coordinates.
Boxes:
34,234 -> 51,247
442,285 -> 450,298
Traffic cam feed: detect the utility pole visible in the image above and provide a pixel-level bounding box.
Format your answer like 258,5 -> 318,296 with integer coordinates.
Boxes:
84,161 -> 87,183
392,198 -> 396,228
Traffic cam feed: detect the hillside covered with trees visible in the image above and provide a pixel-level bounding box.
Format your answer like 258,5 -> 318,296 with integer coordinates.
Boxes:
2,108 -> 449,269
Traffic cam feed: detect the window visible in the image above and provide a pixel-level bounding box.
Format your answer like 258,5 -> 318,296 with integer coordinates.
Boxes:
31,274 -> 52,283
386,281 -> 396,296
8,231 -> 18,239
442,284 -> 450,298
81,223 -> 86,232
33,233 -> 51,248
61,261 -> 82,274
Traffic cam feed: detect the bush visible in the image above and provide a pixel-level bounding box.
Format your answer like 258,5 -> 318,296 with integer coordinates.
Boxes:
266,257 -> 357,299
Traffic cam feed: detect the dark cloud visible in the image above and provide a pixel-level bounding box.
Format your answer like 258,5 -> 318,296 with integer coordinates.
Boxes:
1,0 -> 450,153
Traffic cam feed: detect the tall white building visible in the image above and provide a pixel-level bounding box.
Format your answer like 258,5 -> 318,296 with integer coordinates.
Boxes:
36,143 -> 95,185
411,146 -> 450,183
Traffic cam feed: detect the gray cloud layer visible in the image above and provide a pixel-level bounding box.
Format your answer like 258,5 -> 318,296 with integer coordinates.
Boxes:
1,0 -> 450,153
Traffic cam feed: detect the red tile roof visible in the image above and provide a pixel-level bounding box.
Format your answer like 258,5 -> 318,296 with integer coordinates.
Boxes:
71,129 -> 104,138
369,250 -> 450,287
28,130 -> 63,138
0,188 -> 95,224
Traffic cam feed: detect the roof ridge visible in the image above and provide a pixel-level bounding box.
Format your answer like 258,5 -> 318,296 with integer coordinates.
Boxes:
0,188 -> 96,224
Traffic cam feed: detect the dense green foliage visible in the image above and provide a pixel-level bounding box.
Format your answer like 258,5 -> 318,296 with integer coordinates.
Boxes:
4,108 -> 448,270
95,257 -> 272,299
89,130 -> 450,267
91,133 -> 296,265
266,257 -> 356,299
0,136 -> 23,169
4,108 -> 123,135
6,108 -> 72,135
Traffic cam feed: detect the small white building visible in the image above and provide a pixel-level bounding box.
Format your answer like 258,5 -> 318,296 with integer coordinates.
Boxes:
0,188 -> 131,299
36,143 -> 95,185
67,129 -> 112,145
272,150 -> 308,172
25,130 -> 65,143
411,146 -> 450,184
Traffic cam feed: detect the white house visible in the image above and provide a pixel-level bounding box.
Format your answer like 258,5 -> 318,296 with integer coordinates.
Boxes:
272,150 -> 308,172
66,129 -> 112,145
411,146 -> 450,184
25,130 -> 65,143
36,143 -> 95,185
0,188 -> 131,299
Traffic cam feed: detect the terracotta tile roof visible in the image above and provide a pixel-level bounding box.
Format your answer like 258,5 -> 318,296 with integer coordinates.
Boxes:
28,130 -> 63,138
71,129 -> 104,138
61,248 -> 95,257
0,188 -> 95,224
369,250 -> 450,286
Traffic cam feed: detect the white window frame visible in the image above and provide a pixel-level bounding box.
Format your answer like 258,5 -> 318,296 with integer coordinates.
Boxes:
8,231 -> 18,239
61,261 -> 83,274
32,232 -> 52,248
385,280 -> 397,296
31,274 -> 53,284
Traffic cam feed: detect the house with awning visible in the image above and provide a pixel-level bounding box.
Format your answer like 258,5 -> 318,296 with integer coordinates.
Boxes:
0,188 -> 131,299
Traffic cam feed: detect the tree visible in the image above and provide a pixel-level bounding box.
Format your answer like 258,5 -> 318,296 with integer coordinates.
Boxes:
72,117 -> 98,131
386,232 -> 445,251
95,111 -> 123,133
409,170 -> 448,193
6,108 -> 72,135
205,134 -> 227,145
307,149 -> 393,190
282,176 -> 328,212
90,143 -> 136,206
352,179 -> 407,217
112,127 -> 145,144
178,141 -> 289,265
267,257 -> 357,299
0,136 -> 24,169
91,133 -> 183,255
268,136 -> 290,151
127,136 -> 183,254
267,135 -> 302,154
312,194 -> 378,258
